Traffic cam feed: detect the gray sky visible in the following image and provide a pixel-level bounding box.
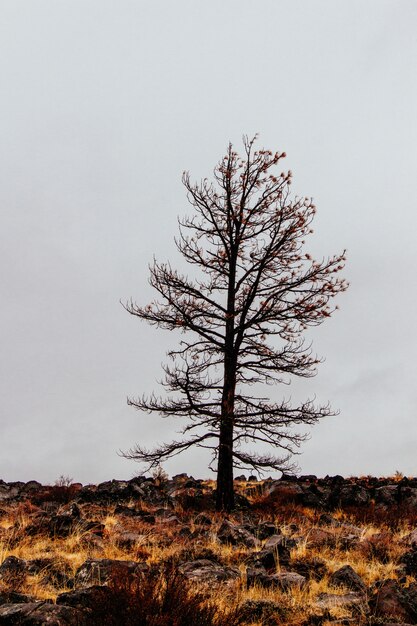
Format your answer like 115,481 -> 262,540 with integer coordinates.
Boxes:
1,0 -> 417,483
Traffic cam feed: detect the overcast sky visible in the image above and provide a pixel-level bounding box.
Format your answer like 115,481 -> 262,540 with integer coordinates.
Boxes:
1,1 -> 417,484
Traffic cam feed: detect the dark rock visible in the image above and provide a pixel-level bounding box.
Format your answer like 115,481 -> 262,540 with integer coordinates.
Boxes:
267,480 -> 304,503
264,533 -> 291,550
329,565 -> 367,594
306,527 -> 336,548
26,558 -> 72,588
0,593 -> 34,606
57,585 -> 113,609
338,484 -> 370,507
82,521 -> 105,536
113,504 -> 140,517
20,481 -> 42,494
247,535 -> 291,569
237,599 -> 287,626
246,567 -> 305,590
318,513 -> 340,527
0,557 -> 26,580
217,520 -> 259,548
400,548 -> 417,576
371,579 -> 417,622
0,602 -> 86,625
360,531 -> 393,563
179,559 -> 240,583
171,473 -> 189,481
74,559 -> 148,587
193,513 -> 212,526
375,484 -> 399,505
405,528 -> 417,547
256,521 -> 278,539
49,515 -> 75,538
316,592 -> 369,614
114,532 -> 145,550
291,557 -> 328,581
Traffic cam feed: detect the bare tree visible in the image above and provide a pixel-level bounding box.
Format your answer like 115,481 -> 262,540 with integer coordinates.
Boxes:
123,136 -> 348,511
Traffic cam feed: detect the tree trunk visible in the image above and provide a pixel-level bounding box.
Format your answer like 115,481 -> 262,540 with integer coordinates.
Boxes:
216,345 -> 236,511
216,385 -> 235,511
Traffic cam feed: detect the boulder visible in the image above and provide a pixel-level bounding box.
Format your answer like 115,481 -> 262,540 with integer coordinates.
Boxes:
291,557 -> 327,581
237,599 -> 286,626
246,567 -> 306,590
306,527 -> 336,548
74,559 -> 148,587
401,548 -> 417,576
405,528 -> 417,547
328,565 -> 367,594
0,602 -> 86,625
315,591 -> 369,614
372,579 -> 417,623
193,513 -> 212,526
338,483 -> 370,507
114,532 -> 146,550
375,484 -> 399,505
217,520 -> 259,548
178,559 -> 240,583
255,521 -> 278,539
0,557 -> 26,583
267,480 -> 304,503
0,593 -> 34,606
57,585 -> 113,609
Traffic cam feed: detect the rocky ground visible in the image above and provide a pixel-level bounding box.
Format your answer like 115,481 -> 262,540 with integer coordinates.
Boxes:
1,473 -> 417,625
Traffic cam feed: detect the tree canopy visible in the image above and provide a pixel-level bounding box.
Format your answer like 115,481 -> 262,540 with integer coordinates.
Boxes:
124,136 -> 348,510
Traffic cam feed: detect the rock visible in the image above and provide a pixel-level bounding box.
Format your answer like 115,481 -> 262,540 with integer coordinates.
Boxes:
338,483 -> 370,507
0,484 -> 20,502
57,503 -> 81,519
264,534 -> 289,550
306,527 -> 336,548
328,565 -> 367,594
48,514 -> 75,538
316,592 -> 369,613
291,557 -> 327,581
318,513 -> 340,527
237,599 -> 287,625
26,558 -> 72,588
114,507 -> 156,523
57,585 -> 113,609
405,528 -> 417,547
246,567 -> 306,590
267,480 -> 304,503
74,559 -> 148,587
359,531 -> 392,563
193,513 -> 212,526
0,602 -> 86,625
372,579 -> 417,623
0,557 -> 26,582
114,532 -> 146,550
179,559 -> 240,583
375,484 -> 399,505
217,520 -> 259,548
171,473 -> 189,481
20,481 -> 42,494
401,548 -> 417,576
256,521 -> 278,539
0,593 -> 34,606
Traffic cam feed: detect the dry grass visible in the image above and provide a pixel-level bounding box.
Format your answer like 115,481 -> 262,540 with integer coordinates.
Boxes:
0,483 -> 416,624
